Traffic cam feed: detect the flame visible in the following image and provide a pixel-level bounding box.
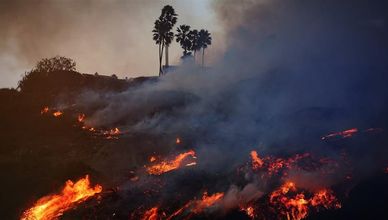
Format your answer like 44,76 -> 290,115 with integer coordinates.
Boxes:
146,150 -> 197,175
142,207 -> 159,220
106,127 -> 120,135
149,156 -> 157,162
166,191 -> 224,219
21,175 -> 102,220
310,189 -> 341,209
192,192 -> 224,213
52,111 -> 63,117
250,150 -> 264,170
240,206 -> 255,218
41,107 -> 49,114
77,113 -> 85,123
321,128 -> 358,140
176,137 -> 181,144
250,151 -> 310,176
269,182 -> 340,220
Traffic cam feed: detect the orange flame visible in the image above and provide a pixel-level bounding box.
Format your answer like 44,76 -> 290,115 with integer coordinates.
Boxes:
21,175 -> 102,220
321,128 -> 358,140
146,150 -> 197,175
149,156 -> 157,162
52,111 -> 63,117
240,206 -> 255,218
192,192 -> 224,213
269,182 -> 340,220
166,191 -> 224,219
250,150 -> 264,170
40,107 -> 49,115
142,207 -> 159,220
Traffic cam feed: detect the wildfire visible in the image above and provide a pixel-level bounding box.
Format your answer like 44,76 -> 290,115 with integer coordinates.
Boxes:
269,182 -> 340,220
249,151 -> 310,176
142,207 -> 159,220
146,150 -> 197,175
21,175 -> 102,220
250,150 -> 264,170
321,128 -> 358,140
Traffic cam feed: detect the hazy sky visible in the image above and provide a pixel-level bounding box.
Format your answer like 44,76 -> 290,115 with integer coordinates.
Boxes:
0,0 -> 225,88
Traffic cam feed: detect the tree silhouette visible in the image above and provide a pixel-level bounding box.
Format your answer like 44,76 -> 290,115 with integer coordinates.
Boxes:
176,25 -> 192,57
198,29 -> 212,67
188,29 -> 200,62
35,56 -> 76,72
17,56 -> 77,92
152,5 -> 177,76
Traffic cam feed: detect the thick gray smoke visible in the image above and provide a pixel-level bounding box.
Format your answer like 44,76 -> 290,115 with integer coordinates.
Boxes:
76,0 -> 388,184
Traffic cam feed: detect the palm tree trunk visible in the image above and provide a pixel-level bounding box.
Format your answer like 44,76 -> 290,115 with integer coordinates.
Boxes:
202,48 -> 205,67
158,43 -> 162,76
165,45 -> 169,67
160,41 -> 165,75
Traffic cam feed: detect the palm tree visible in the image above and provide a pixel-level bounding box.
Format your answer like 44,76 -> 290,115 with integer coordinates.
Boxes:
152,5 -> 177,76
198,29 -> 212,67
188,29 -> 200,63
161,5 -> 177,69
176,25 -> 192,57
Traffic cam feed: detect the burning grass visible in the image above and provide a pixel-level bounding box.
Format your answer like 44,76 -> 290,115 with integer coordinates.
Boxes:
21,175 -> 102,220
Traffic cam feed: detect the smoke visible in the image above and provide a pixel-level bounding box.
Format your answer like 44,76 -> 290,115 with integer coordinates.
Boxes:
0,0 -> 221,88
71,0 -> 388,205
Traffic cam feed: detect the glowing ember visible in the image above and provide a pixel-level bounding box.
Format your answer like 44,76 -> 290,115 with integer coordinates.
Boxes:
166,191 -> 224,219
321,128 -> 358,140
149,156 -> 157,162
146,150 -> 197,175
40,107 -> 49,114
269,182 -> 340,220
250,150 -> 264,170
240,206 -> 255,218
176,137 -> 181,144
52,111 -> 63,117
192,192 -> 224,213
77,113 -> 85,123
310,189 -> 342,209
21,175 -> 102,220
142,207 -> 159,220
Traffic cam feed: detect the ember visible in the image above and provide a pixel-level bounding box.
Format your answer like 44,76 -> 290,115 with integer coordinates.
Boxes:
77,113 -> 85,123
21,175 -> 102,220
142,207 -> 159,220
146,150 -> 197,175
321,128 -> 358,140
269,182 -> 340,220
52,111 -> 63,117
250,150 -> 264,170
40,106 -> 49,114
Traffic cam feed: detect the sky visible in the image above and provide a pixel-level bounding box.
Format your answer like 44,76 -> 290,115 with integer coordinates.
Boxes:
0,0 -> 224,88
